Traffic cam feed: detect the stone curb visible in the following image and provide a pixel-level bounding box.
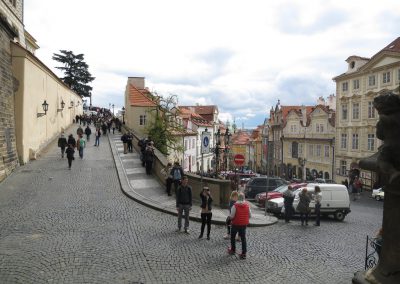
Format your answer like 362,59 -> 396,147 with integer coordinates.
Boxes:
108,134 -> 278,227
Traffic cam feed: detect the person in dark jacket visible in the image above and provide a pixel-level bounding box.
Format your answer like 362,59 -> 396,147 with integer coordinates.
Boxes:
65,144 -> 75,169
144,142 -> 155,175
127,132 -> 133,153
121,133 -> 128,154
176,176 -> 192,234
228,193 -> 251,259
297,188 -> 311,226
57,132 -> 67,158
198,186 -> 213,240
283,185 -> 295,223
67,134 -> 76,149
84,126 -> 92,141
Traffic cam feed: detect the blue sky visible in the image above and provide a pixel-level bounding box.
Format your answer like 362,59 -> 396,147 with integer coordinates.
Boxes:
24,0 -> 400,128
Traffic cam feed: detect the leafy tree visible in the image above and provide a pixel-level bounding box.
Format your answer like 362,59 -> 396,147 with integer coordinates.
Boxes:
52,50 -> 95,98
146,94 -> 185,157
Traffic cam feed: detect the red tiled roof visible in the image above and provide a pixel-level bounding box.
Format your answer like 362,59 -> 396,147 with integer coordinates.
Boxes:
179,105 -> 217,122
128,84 -> 157,107
380,37 -> 400,53
232,131 -> 250,145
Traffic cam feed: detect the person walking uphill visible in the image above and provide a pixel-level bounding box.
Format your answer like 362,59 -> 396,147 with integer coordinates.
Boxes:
144,142 -> 155,175
176,176 -> 192,234
85,125 -> 92,142
67,134 -> 76,149
198,186 -> 213,240
57,132 -> 67,158
121,132 -> 128,154
228,193 -> 251,259
94,128 -> 101,146
65,144 -> 75,169
283,185 -> 295,223
76,135 -> 86,159
171,162 -> 184,194
297,188 -> 311,226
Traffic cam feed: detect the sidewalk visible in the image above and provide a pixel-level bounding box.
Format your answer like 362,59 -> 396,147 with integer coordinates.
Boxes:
108,133 -> 277,227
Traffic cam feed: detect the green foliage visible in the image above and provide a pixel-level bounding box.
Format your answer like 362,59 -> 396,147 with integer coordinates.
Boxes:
52,50 -> 95,98
145,94 -> 184,156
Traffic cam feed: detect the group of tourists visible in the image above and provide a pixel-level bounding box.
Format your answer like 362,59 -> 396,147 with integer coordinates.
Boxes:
172,173 -> 251,260
283,185 -> 322,226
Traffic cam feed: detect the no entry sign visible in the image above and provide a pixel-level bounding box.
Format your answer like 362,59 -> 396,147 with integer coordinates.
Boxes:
234,154 -> 245,166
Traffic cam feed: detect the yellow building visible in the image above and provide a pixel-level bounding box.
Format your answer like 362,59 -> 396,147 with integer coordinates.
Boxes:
333,37 -> 400,188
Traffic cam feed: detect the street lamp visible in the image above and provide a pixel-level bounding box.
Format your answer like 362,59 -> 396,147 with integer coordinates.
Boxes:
224,129 -> 232,171
69,101 -> 74,109
121,106 -> 125,124
57,100 -> 65,112
214,129 -> 221,177
37,100 -> 49,117
112,104 -> 115,115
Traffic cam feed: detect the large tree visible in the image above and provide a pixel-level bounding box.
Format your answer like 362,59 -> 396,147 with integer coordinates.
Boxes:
52,50 -> 95,98
146,94 -> 185,157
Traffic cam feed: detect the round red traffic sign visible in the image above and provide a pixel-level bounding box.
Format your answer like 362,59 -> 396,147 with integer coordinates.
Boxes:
233,154 -> 245,166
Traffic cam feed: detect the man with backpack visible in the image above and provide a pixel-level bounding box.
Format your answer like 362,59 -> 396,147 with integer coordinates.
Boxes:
170,162 -> 184,194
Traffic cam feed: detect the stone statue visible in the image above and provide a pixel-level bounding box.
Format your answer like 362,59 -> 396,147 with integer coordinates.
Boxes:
353,92 -> 400,284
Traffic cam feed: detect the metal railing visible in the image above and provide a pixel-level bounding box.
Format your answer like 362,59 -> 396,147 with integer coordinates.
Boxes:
364,235 -> 382,270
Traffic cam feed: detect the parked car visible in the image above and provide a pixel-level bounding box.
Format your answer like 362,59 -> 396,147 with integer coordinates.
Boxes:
255,183 -> 307,207
372,188 -> 384,201
244,177 -> 287,199
266,183 -> 351,221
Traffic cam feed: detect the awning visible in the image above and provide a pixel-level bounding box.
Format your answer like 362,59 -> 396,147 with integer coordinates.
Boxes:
359,152 -> 379,172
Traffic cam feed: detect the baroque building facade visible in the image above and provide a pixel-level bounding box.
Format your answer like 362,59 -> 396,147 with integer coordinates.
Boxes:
333,37 -> 400,188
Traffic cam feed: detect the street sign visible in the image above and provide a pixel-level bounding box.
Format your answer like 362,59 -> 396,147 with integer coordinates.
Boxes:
201,131 -> 210,154
234,154 -> 245,166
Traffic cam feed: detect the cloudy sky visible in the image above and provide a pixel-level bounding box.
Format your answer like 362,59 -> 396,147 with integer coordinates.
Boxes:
24,0 -> 400,128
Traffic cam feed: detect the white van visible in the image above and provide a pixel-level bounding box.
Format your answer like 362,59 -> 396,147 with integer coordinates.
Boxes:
266,183 -> 351,221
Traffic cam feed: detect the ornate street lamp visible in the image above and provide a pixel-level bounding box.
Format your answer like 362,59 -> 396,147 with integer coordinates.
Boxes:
37,100 -> 49,117
57,100 -> 65,112
69,101 -> 74,109
122,106 -> 125,124
112,104 -> 115,115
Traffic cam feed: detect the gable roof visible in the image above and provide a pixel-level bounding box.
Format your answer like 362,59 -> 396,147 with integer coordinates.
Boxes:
179,105 -> 218,122
128,84 -> 157,107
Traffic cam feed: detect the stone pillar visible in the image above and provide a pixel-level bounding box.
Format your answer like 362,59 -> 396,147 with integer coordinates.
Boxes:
353,93 -> 400,284
0,17 -> 19,182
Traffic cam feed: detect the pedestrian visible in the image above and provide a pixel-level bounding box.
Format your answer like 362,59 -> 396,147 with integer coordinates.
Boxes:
176,176 -> 192,234
94,128 -> 101,146
313,185 -> 322,226
121,132 -> 128,154
77,134 -> 86,159
227,192 -> 251,259
85,125 -> 92,142
67,134 -> 76,149
297,188 -> 311,226
283,185 -> 295,223
198,186 -> 213,240
343,179 -> 349,189
170,161 -> 184,194
57,132 -> 67,158
65,144 -> 75,169
224,191 -> 238,239
127,132 -> 133,153
112,121 -> 116,134
161,162 -> 173,196
77,126 -> 83,137
138,137 -> 148,166
352,176 -> 362,201
144,142 -> 155,175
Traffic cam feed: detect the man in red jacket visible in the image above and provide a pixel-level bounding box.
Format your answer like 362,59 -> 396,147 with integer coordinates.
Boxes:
227,192 -> 252,259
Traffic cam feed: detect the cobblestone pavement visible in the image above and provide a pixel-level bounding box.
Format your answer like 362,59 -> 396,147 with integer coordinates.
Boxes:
0,126 -> 383,283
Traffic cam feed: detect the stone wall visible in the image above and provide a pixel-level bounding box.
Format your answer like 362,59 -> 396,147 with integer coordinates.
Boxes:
0,26 -> 18,182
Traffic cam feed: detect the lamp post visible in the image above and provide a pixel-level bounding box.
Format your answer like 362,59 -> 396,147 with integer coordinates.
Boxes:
224,128 -> 231,171
37,100 -> 49,117
57,100 -> 65,112
121,107 -> 125,124
214,129 -> 221,177
112,104 -> 115,116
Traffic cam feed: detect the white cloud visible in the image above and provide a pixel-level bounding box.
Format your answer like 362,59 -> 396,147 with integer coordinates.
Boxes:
24,0 -> 400,128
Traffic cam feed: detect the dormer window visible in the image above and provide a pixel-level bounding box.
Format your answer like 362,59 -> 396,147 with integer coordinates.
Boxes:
350,61 -> 355,69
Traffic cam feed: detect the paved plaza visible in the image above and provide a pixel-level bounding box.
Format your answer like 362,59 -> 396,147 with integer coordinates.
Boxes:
0,126 -> 383,283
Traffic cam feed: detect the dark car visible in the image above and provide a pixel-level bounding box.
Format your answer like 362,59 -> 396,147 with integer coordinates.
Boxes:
244,177 -> 287,199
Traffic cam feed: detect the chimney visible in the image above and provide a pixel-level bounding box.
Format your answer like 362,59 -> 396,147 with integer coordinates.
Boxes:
128,77 -> 145,89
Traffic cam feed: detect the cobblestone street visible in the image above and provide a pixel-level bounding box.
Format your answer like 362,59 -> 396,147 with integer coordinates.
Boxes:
0,128 -> 383,284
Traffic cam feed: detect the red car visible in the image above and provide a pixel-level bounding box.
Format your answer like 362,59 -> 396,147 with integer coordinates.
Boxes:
255,183 -> 307,207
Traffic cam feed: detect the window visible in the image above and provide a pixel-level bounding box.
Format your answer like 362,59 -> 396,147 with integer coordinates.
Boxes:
184,140 -> 188,150
368,75 -> 376,86
368,101 -> 375,118
341,133 -> 347,149
139,115 -> 146,125
298,143 -> 303,156
288,143 -> 292,157
316,124 -> 320,133
324,145 -> 330,157
320,124 -> 324,133
383,71 -> 391,84
352,133 -> 359,150
291,142 -> 298,158
8,0 -> 16,7
353,79 -> 360,90
308,145 -> 314,156
368,134 -> 375,151
340,160 -> 347,176
290,124 -> 297,133
342,82 -> 348,92
342,104 -> 348,120
352,103 -> 360,120
316,145 -> 321,157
